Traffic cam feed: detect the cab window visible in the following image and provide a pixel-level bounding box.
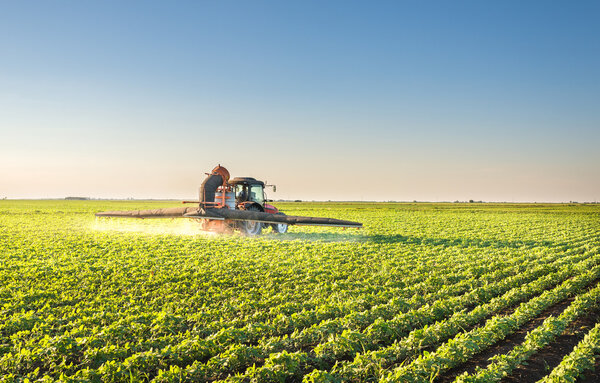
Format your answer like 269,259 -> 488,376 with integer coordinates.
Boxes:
249,185 -> 264,205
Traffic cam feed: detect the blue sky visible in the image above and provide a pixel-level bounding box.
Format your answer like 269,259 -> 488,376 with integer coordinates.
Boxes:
1,1 -> 598,201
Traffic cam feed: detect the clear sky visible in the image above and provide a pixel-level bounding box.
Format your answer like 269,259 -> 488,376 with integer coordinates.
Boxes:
1,1 -> 599,202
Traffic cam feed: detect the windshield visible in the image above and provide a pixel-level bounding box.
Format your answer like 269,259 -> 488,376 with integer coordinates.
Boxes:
249,185 -> 264,205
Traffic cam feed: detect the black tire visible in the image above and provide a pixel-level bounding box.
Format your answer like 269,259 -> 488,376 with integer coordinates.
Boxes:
240,205 -> 263,236
271,213 -> 288,234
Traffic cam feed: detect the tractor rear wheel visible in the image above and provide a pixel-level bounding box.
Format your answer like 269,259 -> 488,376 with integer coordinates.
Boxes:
272,213 -> 288,234
240,205 -> 263,236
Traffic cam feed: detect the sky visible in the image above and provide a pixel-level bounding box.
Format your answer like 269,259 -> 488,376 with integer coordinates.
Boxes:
1,1 -> 599,202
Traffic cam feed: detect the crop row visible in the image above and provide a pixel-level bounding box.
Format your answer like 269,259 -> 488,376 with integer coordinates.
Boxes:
316,248 -> 600,383
3,240 -> 578,381
2,234 -> 535,338
163,249 -> 596,382
7,245 -> 592,383
151,248 -> 600,382
377,261 -> 600,382
232,248 -> 598,383
538,322 -> 600,382
0,246 -> 527,377
11,250 -> 535,381
454,281 -> 600,382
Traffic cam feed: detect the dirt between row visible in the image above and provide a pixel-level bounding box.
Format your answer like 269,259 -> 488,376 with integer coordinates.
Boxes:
502,307 -> 600,382
435,296 -> 576,383
578,354 -> 600,382
437,279 -> 600,383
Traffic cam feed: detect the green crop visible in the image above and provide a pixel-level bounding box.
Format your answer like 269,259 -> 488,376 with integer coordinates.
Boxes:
0,200 -> 599,382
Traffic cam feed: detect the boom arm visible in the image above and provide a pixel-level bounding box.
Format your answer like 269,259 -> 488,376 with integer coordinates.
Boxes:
95,207 -> 362,228
95,207 -> 197,218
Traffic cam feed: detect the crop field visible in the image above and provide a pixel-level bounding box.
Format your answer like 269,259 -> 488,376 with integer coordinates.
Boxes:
1,200 -> 600,383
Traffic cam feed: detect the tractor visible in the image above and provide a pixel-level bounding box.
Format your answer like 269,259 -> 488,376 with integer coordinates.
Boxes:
96,165 -> 362,236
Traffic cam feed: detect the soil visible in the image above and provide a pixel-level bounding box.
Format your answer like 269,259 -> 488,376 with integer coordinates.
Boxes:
437,296 -> 576,383
578,357 -> 600,382
436,280 -> 600,383
501,308 -> 600,382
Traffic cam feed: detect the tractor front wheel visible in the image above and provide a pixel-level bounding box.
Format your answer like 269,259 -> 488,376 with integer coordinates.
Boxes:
240,205 -> 263,236
242,219 -> 262,236
272,213 -> 288,234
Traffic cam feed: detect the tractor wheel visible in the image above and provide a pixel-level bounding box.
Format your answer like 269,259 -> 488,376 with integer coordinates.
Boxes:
240,205 -> 263,236
272,213 -> 288,234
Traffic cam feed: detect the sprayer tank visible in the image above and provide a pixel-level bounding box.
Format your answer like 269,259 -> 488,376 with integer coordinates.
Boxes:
214,191 -> 235,209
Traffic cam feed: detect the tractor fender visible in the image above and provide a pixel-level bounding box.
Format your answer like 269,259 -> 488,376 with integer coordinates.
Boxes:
263,203 -> 279,214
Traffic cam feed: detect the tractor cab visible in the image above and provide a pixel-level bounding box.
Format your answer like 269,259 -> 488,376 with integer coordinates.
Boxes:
230,177 -> 266,206
229,177 -> 279,215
